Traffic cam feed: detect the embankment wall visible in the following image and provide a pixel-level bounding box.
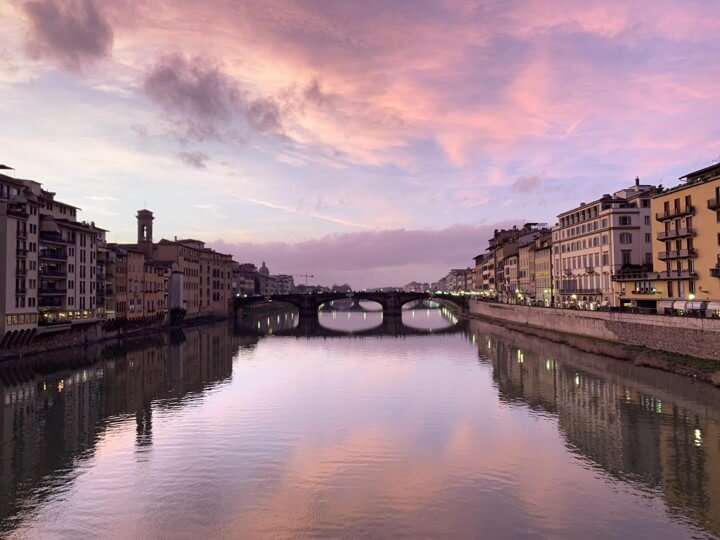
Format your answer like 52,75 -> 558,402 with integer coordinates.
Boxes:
469,300 -> 720,361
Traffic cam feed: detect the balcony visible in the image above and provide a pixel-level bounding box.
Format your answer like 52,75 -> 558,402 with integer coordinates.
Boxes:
38,287 -> 67,295
38,298 -> 64,308
558,288 -> 603,295
16,229 -> 27,239
7,208 -> 29,220
15,287 -> 26,295
657,228 -> 696,241
39,268 -> 67,278
584,266 -> 596,274
16,267 -> 27,277
708,198 -> 720,211
16,248 -> 27,257
655,205 -> 695,222
39,250 -> 68,261
711,267 -> 720,278
631,288 -> 656,295
564,269 -> 573,276
39,232 -> 72,245
658,248 -> 697,260
654,270 -> 698,280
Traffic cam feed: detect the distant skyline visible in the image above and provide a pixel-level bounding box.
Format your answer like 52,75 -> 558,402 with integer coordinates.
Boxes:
1,0 -> 718,287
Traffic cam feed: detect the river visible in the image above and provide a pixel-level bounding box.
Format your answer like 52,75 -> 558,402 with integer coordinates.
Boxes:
1,305 -> 719,538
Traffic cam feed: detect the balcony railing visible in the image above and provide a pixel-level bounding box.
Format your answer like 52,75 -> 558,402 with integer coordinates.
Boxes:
711,267 -> 720,278
16,248 -> 27,257
38,298 -> 63,308
16,229 -> 27,238
39,268 -> 67,278
558,288 -> 603,295
612,271 -> 653,281
584,266 -> 596,274
39,232 -> 72,244
7,208 -> 29,219
657,228 -> 696,241
655,205 -> 695,222
38,287 -> 67,295
708,198 -> 720,211
15,287 -> 26,295
39,250 -> 68,261
658,248 -> 697,260
654,270 -> 698,280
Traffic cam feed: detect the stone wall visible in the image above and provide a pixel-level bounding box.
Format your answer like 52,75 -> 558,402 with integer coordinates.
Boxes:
469,300 -> 720,361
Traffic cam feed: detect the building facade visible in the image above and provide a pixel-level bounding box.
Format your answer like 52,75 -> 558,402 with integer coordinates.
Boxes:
616,164 -> 720,313
1,172 -> 106,347
553,179 -> 654,307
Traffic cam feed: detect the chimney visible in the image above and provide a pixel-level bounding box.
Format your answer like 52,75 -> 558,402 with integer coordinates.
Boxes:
635,176 -> 640,189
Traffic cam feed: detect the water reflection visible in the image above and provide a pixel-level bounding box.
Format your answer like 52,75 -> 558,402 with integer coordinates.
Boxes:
0,311 -> 719,538
0,324 -> 238,535
469,318 -> 720,535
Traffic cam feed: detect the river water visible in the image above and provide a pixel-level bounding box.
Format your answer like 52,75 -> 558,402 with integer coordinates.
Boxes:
1,306 -> 719,539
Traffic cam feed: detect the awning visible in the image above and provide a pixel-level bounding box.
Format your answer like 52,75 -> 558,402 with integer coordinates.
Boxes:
672,301 -> 688,311
657,301 -> 674,311
686,301 -> 707,310
705,302 -> 720,314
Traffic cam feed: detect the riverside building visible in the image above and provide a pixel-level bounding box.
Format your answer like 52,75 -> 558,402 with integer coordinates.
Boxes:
1,170 -> 106,347
641,163 -> 720,313
553,178 -> 655,307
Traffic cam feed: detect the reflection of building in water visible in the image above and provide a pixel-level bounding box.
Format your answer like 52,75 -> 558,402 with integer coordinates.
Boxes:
475,320 -> 720,534
0,322 -> 238,527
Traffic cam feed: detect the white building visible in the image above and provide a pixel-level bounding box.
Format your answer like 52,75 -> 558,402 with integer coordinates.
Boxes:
552,178 -> 655,307
1,171 -> 106,347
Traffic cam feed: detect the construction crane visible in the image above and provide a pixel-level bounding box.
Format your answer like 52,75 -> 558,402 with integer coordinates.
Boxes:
293,274 -> 314,286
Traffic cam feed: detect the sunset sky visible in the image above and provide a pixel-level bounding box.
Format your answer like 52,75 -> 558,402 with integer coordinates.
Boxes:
1,0 -> 718,287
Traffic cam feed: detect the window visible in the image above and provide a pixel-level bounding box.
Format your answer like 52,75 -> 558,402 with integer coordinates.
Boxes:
667,281 -> 673,297
620,233 -> 632,244
621,250 -> 631,265
619,216 -> 631,226
644,216 -> 650,225
644,233 -> 651,243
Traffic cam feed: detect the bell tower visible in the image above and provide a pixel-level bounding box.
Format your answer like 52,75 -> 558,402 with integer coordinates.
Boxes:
137,209 -> 154,258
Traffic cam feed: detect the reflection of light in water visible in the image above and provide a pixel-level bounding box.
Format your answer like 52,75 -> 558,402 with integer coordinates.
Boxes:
575,374 -> 581,386
426,309 -> 430,317
694,428 -> 702,447
545,359 -> 554,371
517,350 -> 524,363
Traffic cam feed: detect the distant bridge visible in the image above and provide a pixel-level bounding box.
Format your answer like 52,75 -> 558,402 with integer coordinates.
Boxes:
234,291 -> 469,319
235,311 -> 470,338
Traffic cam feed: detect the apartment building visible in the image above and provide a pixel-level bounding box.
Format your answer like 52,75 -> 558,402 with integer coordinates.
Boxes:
518,241 -> 533,299
530,234 -> 553,305
486,224 -> 548,302
1,171 -> 106,347
553,179 -> 655,307
644,163 -> 720,312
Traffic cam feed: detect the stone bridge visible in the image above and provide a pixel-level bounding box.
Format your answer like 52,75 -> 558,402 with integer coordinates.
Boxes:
235,313 -> 469,339
234,291 -> 469,319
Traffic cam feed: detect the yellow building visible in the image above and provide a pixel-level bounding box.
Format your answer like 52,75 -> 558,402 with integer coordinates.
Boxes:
651,163 -> 720,313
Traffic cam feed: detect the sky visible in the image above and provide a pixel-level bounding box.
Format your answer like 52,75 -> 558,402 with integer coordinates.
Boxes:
0,0 -> 719,288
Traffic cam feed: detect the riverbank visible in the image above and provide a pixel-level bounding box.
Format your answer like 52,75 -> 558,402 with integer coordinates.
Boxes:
0,315 -> 231,363
468,299 -> 720,386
